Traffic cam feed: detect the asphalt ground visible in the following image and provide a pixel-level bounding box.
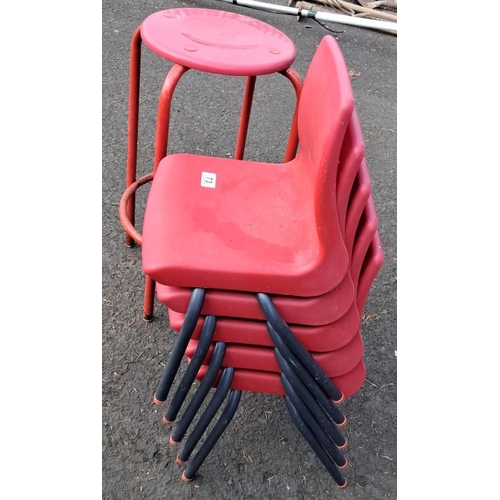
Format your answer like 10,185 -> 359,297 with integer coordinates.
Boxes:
102,1 -> 396,498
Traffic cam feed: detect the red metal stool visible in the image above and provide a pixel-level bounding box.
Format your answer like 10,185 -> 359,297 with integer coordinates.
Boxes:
119,8 -> 303,320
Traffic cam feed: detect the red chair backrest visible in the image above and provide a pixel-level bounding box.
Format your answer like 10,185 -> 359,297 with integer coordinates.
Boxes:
296,35 -> 355,251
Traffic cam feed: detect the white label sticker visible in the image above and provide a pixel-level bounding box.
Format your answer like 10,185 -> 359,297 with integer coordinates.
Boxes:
201,172 -> 217,188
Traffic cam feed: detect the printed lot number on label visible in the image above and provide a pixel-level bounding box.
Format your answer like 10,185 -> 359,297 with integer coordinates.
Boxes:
201,172 -> 217,188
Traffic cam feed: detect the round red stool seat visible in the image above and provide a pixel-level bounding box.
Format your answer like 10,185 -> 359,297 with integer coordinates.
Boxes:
140,8 -> 297,76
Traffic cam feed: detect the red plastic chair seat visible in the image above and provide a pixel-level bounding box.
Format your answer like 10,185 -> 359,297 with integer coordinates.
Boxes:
185,332 -> 363,377
193,360 -> 367,399
157,272 -> 354,327
167,303 -> 361,352
140,8 -> 296,76
142,154 -> 350,296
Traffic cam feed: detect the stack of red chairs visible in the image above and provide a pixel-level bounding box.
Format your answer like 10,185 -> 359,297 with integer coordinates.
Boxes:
141,35 -> 383,488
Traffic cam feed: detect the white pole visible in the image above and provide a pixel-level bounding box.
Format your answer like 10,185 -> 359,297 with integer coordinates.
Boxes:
216,0 -> 397,34
315,9 -> 397,32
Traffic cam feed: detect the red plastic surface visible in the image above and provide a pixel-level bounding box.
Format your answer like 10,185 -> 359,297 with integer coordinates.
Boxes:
142,36 -> 354,297
350,197 -> 379,287
140,9 -> 296,76
345,159 -> 372,258
356,231 -> 384,315
168,302 -> 361,352
193,360 -> 367,399
184,332 -> 364,377
336,110 -> 366,237
157,272 -> 355,327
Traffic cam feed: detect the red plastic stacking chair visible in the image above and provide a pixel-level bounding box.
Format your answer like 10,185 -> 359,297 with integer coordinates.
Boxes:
167,303 -> 361,352
193,359 -> 367,399
142,36 -> 355,297
156,274 -> 355,327
185,333 -> 364,377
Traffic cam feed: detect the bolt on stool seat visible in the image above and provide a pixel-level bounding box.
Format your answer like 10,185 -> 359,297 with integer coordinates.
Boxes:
119,8 -> 303,320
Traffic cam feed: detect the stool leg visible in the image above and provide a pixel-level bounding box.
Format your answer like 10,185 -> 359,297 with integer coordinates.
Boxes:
142,63 -> 190,321
152,64 -> 190,172
234,75 -> 257,160
280,67 -> 303,163
125,26 -> 142,248
143,275 -> 156,322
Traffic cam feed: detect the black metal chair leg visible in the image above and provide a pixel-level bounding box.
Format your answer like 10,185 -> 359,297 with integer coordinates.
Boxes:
154,288 -> 206,404
281,373 -> 347,466
276,351 -> 347,449
163,315 -> 217,423
176,367 -> 235,464
169,342 -> 227,444
181,390 -> 242,482
284,396 -> 347,489
257,292 -> 343,403
267,321 -> 347,427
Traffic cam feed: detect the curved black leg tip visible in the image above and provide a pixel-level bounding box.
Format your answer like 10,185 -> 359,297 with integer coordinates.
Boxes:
153,394 -> 165,405
337,479 -> 348,489
169,434 -> 180,445
181,472 -> 193,483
